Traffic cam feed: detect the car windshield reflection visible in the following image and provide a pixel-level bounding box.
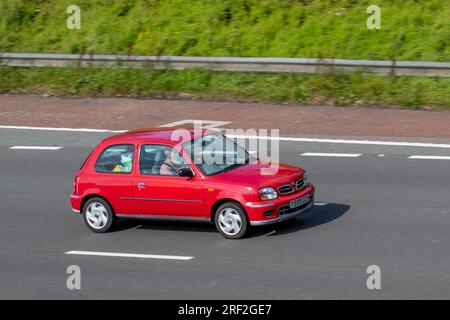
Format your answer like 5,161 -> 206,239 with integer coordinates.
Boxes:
182,133 -> 252,175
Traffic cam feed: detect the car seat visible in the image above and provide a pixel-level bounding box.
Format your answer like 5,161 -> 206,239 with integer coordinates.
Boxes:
152,149 -> 167,175
139,151 -> 156,175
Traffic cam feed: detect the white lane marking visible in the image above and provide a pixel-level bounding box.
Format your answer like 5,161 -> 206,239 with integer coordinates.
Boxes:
301,152 -> 362,158
2,125 -> 450,149
65,250 -> 194,261
408,155 -> 450,160
9,146 -> 62,150
0,125 -> 125,133
314,202 -> 328,206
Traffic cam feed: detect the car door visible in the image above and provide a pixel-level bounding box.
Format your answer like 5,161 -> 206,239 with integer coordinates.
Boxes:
132,143 -> 205,219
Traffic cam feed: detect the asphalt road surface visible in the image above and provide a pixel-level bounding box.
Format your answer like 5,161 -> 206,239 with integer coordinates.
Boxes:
0,127 -> 449,299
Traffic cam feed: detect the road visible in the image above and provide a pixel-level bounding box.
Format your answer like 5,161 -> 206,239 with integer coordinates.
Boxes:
0,126 -> 449,299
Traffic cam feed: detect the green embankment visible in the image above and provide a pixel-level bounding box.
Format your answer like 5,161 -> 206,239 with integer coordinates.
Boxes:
1,67 -> 449,109
1,0 -> 449,108
2,0 -> 450,60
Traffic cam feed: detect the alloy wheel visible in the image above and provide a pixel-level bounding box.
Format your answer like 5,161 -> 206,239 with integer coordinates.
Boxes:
218,208 -> 242,236
85,202 -> 109,229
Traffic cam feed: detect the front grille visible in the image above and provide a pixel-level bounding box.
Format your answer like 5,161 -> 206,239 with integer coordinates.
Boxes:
278,198 -> 312,216
278,184 -> 294,195
278,177 -> 306,195
295,178 -> 305,190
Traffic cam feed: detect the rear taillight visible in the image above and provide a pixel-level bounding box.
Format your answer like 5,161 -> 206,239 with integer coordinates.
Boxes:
73,176 -> 80,194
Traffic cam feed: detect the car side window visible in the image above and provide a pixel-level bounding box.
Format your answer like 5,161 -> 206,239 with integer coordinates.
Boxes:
94,144 -> 134,174
140,144 -> 187,176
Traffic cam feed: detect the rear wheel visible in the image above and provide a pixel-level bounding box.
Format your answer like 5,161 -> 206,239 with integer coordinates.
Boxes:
82,198 -> 115,233
214,202 -> 249,239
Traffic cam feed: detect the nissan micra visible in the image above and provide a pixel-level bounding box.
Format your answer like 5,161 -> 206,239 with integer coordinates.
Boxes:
70,128 -> 315,239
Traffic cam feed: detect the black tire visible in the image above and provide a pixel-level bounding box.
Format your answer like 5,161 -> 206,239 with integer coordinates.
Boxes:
214,202 -> 249,239
82,197 -> 115,233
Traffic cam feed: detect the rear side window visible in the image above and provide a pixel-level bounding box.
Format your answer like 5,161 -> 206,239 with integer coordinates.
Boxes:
94,144 -> 134,174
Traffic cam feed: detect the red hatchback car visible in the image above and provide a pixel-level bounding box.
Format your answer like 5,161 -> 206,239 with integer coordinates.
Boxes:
70,128 -> 315,239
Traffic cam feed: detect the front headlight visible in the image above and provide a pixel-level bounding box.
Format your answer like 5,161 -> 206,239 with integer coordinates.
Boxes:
259,187 -> 278,201
303,172 -> 309,185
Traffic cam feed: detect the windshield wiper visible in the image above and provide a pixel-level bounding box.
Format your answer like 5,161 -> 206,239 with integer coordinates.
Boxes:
221,164 -> 242,173
221,159 -> 250,173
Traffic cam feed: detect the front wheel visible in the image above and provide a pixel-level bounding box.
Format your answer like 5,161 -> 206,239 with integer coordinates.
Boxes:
214,202 -> 249,239
82,198 -> 115,233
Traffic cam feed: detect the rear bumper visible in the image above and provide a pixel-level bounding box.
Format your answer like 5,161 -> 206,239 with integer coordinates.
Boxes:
70,194 -> 82,214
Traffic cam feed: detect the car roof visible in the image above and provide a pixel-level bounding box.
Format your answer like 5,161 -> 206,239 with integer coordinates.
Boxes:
102,127 -> 211,146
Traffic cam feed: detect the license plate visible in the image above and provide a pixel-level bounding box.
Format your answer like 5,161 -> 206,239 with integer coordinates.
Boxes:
290,195 -> 310,209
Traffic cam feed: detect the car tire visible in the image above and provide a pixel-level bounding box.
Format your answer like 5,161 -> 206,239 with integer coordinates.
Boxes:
214,202 -> 249,239
82,197 -> 115,233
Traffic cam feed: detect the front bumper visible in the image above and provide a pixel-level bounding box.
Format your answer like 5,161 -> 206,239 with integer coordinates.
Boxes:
246,184 -> 315,226
250,199 -> 314,226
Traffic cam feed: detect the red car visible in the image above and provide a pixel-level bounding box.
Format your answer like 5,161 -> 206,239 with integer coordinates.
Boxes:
70,128 -> 315,239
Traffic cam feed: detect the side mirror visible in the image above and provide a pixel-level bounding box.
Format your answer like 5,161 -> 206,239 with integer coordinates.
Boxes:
178,166 -> 194,178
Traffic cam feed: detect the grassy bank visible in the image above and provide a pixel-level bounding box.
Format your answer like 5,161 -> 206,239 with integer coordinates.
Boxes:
2,1 -> 449,110
1,0 -> 449,61
1,67 -> 449,109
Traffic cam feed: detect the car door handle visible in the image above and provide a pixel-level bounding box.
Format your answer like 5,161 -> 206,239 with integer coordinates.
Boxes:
137,182 -> 146,190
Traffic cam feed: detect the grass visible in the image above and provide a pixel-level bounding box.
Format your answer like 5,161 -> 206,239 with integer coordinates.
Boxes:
1,1 -> 449,109
1,66 -> 449,110
1,0 -> 449,61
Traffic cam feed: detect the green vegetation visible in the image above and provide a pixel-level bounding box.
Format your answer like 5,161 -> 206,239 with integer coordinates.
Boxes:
1,1 -> 449,109
1,67 -> 449,109
1,0 -> 449,61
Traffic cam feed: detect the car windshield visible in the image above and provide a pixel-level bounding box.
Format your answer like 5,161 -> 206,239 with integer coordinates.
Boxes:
182,133 -> 252,176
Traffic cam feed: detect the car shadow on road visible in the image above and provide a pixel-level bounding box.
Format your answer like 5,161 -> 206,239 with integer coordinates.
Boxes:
251,203 -> 350,237
114,218 -> 217,233
113,203 -> 350,238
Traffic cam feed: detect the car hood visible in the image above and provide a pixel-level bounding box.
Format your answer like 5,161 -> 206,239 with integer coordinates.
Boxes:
213,161 -> 304,188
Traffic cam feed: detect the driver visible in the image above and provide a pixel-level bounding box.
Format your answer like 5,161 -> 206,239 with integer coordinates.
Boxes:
160,148 -> 185,176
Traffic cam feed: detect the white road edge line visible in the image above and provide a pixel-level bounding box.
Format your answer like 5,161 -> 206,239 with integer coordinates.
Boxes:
408,155 -> 450,160
2,125 -> 450,149
10,146 -> 62,150
228,134 -> 450,149
65,250 -> 194,261
301,152 -> 362,158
